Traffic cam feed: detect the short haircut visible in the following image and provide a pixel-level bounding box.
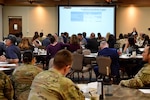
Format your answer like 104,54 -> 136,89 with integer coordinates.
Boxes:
100,40 -> 107,46
53,49 -> 73,69
77,33 -> 82,36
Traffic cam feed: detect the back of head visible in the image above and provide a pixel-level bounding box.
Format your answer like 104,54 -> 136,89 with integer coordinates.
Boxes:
119,33 -> 124,39
90,33 -> 95,39
108,34 -> 115,41
97,33 -> 101,37
34,31 -> 38,36
78,33 -> 82,36
47,33 -> 52,38
100,41 -> 108,49
40,32 -> 43,37
82,32 -> 86,38
19,37 -> 30,50
32,34 -> 39,41
53,49 -> 73,70
70,34 -> 79,45
23,50 -> 33,64
50,35 -> 56,44
128,36 -> 135,46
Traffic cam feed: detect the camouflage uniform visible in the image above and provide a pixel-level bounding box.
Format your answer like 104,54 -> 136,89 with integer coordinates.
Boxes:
0,71 -> 14,100
11,64 -> 42,99
28,68 -> 85,100
120,63 -> 150,88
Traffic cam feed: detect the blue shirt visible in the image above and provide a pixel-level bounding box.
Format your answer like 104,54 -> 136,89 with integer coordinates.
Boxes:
6,44 -> 21,61
42,37 -> 51,47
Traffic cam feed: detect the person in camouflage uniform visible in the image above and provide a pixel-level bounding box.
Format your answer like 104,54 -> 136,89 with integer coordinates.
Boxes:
11,50 -> 42,100
28,49 -> 85,100
120,45 -> 150,88
0,71 -> 14,100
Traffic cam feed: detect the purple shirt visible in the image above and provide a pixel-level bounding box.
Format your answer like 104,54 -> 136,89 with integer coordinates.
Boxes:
46,42 -> 69,60
67,44 -> 80,52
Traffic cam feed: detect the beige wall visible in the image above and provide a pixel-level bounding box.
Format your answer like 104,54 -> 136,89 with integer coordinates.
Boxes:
116,7 -> 150,38
3,6 -> 58,37
0,5 -> 2,41
2,6 -> 150,38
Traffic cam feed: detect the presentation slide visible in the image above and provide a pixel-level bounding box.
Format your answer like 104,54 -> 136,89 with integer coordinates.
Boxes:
58,6 -> 116,38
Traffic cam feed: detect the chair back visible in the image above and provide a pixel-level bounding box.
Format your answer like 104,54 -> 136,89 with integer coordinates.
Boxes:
96,56 -> 112,76
72,53 -> 84,71
48,58 -> 54,69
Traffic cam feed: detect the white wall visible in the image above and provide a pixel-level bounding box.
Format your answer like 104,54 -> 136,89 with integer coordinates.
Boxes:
0,5 -> 2,41
2,6 -> 150,38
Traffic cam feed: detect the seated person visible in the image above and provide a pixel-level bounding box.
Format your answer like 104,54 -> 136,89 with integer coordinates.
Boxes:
120,45 -> 150,88
18,37 -> 34,51
123,36 -> 139,54
42,33 -> 52,48
67,34 -> 81,52
94,41 -> 120,78
0,35 -> 21,64
46,35 -> 69,67
85,33 -> 99,53
32,34 -> 42,48
11,51 -> 42,99
0,42 -> 6,56
77,33 -> 87,46
0,71 -> 14,100
28,50 -> 85,100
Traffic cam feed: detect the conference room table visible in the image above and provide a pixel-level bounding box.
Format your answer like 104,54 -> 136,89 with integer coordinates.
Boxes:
77,82 -> 150,100
84,52 -> 143,59
119,53 -> 143,78
84,53 -> 98,58
119,54 -> 143,59
0,62 -> 17,75
0,62 -> 16,67
84,52 -> 144,78
83,53 -> 97,67
33,50 -> 47,69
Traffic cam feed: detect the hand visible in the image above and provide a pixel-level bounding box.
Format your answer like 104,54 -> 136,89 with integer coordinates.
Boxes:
119,80 -> 124,85
0,55 -> 6,62
119,80 -> 127,87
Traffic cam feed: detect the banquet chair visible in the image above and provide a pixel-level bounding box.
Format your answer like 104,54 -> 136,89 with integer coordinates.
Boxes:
48,58 -> 54,69
68,53 -> 92,82
96,56 -> 112,78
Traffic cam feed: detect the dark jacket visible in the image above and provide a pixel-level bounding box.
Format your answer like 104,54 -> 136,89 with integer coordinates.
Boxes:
98,47 -> 120,77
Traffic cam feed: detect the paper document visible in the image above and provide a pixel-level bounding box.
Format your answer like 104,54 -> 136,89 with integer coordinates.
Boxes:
139,89 -> 150,94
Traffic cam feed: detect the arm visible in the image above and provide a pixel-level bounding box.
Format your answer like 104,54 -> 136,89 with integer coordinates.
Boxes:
33,40 -> 42,47
7,58 -> 19,64
120,66 -> 150,88
3,74 -> 14,100
123,41 -> 129,53
119,77 -> 143,88
0,55 -> 19,64
6,47 -> 20,64
61,79 -> 85,100
64,84 -> 85,100
0,55 -> 6,62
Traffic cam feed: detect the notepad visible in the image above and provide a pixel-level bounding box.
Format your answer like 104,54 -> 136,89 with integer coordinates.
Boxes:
139,89 -> 150,94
